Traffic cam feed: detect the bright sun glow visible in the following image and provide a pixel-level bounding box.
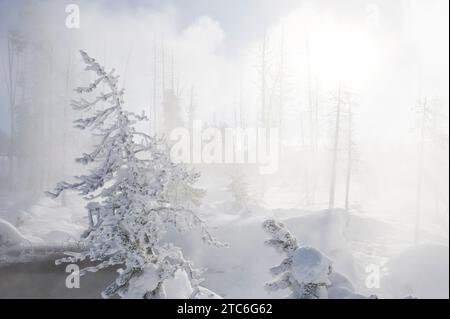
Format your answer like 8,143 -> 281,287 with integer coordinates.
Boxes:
281,8 -> 381,88
0,0 -> 447,300
309,23 -> 380,88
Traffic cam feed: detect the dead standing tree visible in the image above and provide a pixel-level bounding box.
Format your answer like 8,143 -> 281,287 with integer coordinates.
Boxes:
343,90 -> 358,212
328,84 -> 343,210
2,31 -> 24,187
413,97 -> 432,245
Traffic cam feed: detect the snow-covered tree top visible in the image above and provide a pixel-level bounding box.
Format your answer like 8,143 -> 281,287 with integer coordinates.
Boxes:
263,219 -> 332,298
263,219 -> 298,255
46,50 -> 224,298
262,219 -> 378,299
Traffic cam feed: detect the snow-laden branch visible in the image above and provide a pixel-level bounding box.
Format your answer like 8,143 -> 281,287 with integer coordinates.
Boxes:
46,50 -> 223,299
263,219 -> 331,299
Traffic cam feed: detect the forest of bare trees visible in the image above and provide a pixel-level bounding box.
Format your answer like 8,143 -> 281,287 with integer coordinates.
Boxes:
0,0 -> 448,299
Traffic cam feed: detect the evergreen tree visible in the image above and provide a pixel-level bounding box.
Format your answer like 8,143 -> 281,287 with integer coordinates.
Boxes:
263,219 -> 377,299
47,50 -> 223,299
263,219 -> 332,299
226,168 -> 250,214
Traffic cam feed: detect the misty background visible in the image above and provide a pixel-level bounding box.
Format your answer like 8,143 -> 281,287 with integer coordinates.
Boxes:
0,0 -> 448,298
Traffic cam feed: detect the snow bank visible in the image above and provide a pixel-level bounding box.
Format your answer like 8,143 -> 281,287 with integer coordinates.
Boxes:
120,266 -> 220,299
191,286 -> 223,299
382,244 -> 449,299
17,195 -> 85,242
169,207 -> 449,298
0,217 -> 44,247
166,209 -> 358,298
2,187 -> 447,299
283,209 -> 355,278
120,265 -> 160,299
291,247 -> 332,285
164,269 -> 196,299
0,218 -> 29,247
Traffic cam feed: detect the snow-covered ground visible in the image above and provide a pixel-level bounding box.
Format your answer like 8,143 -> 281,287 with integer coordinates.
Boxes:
172,208 -> 448,299
0,179 -> 448,298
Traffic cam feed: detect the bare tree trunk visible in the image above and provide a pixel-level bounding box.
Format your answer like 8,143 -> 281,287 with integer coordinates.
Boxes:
344,98 -> 353,211
259,31 -> 268,203
278,34 -> 285,159
233,91 -> 238,128
4,36 -> 19,188
328,84 -> 342,210
239,88 -> 245,128
188,85 -> 195,130
170,49 -> 175,91
61,53 -> 72,206
306,34 -> 314,152
314,82 -> 320,152
154,40 -> 158,132
37,59 -> 46,193
45,47 -> 54,190
298,107 -> 309,206
122,47 -> 133,88
414,97 -> 427,245
161,38 -> 165,96
213,112 -> 217,127
305,32 -> 314,206
260,31 -> 267,128
152,39 -> 157,133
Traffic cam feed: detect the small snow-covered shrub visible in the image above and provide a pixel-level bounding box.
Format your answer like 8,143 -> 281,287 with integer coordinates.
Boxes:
263,219 -> 370,299
226,168 -> 250,214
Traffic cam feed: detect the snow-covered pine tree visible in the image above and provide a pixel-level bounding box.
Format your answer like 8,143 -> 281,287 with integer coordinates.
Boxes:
226,168 -> 250,214
167,169 -> 205,210
262,219 -> 332,299
263,219 -> 377,299
46,50 -> 223,299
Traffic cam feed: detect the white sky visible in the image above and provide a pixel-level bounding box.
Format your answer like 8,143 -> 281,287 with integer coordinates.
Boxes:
0,0 -> 447,227
0,0 -> 448,136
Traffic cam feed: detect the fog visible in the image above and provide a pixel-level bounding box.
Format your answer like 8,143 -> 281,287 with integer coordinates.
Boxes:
0,0 -> 448,298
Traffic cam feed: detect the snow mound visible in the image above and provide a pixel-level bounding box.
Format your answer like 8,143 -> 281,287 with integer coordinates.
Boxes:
328,267 -> 367,299
0,218 -> 29,247
164,269 -> 196,299
291,247 -> 332,285
120,267 -> 218,299
18,196 -> 85,243
0,218 -> 43,247
263,217 -> 373,299
328,286 -> 367,299
191,286 -> 223,299
120,265 -> 159,299
329,271 -> 354,291
284,209 -> 355,278
382,244 -> 449,299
